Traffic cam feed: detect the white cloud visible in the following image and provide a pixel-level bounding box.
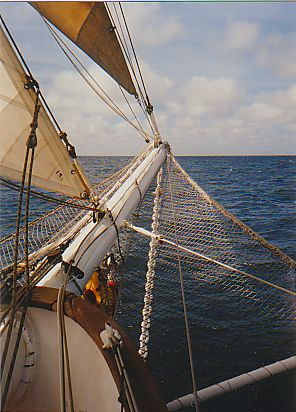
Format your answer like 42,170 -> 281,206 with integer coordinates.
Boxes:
2,2 -> 295,155
182,76 -> 244,116
45,62 -> 295,155
239,102 -> 283,122
257,33 -> 296,78
139,61 -> 173,102
223,20 -> 259,51
123,3 -> 185,46
160,80 -> 296,155
239,83 -> 296,125
44,64 -> 151,154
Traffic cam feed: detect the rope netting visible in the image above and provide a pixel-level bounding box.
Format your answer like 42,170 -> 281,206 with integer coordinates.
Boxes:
157,155 -> 296,315
116,152 -> 296,403
118,152 -> 295,327
0,145 -> 153,274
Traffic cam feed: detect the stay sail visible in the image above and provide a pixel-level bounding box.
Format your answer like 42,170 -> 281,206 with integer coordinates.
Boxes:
31,1 -> 137,95
0,25 -> 91,198
0,1 -> 139,199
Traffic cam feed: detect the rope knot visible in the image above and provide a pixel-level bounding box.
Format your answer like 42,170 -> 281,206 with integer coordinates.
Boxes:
59,131 -> 77,158
24,76 -> 39,91
27,104 -> 40,148
147,103 -> 153,115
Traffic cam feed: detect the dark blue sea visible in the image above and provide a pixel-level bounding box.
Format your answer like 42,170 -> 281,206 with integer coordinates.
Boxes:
1,155 -> 295,411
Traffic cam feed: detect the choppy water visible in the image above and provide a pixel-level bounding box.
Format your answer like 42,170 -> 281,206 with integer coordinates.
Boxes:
1,155 -> 295,411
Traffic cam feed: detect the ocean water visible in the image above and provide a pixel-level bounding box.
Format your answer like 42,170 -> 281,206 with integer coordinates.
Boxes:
0,155 -> 295,411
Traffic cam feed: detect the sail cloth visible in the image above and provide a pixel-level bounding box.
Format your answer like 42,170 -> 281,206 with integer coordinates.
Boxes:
31,1 -> 137,96
0,26 -> 91,198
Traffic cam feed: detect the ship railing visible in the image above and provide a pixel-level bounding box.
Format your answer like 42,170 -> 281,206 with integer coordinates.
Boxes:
166,355 -> 296,410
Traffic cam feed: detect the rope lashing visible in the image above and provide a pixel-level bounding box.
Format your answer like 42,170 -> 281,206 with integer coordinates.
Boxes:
134,178 -> 143,204
24,76 -> 39,91
59,131 -> 77,159
146,102 -> 153,115
28,89 -> 40,149
139,168 -> 163,360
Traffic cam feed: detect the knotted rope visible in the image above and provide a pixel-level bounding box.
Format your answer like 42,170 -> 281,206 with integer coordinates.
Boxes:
139,168 -> 163,360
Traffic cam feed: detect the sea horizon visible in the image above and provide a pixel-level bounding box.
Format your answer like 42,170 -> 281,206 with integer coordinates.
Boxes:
78,153 -> 296,157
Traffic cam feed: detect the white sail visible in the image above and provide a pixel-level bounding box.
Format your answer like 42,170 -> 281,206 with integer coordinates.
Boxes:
0,26 -> 90,198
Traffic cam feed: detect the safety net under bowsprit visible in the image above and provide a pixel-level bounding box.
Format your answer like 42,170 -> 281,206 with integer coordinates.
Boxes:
115,152 -> 296,408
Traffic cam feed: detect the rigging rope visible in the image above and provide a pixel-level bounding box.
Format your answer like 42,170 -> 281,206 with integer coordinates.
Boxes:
0,15 -> 62,133
107,2 -> 148,112
108,3 -> 156,135
166,155 -> 200,412
116,2 -> 161,137
170,155 -> 296,270
113,174 -> 148,320
57,261 -> 75,412
118,3 -> 151,112
116,2 -> 160,136
41,17 -> 151,143
125,222 -> 296,298
118,85 -> 150,143
1,85 -> 40,410
109,211 -> 125,265
0,147 -> 30,382
0,178 -> 96,212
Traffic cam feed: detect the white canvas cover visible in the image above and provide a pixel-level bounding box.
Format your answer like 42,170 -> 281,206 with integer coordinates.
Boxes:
0,26 -> 90,198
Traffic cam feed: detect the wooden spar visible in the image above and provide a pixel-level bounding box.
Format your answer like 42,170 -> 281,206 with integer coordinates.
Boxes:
38,143 -> 168,293
166,356 -> 296,411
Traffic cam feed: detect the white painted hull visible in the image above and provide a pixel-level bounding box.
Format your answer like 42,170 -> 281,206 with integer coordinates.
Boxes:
1,288 -> 168,412
3,308 -> 119,412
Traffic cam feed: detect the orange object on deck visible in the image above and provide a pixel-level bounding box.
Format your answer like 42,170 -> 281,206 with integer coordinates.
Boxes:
83,269 -> 101,305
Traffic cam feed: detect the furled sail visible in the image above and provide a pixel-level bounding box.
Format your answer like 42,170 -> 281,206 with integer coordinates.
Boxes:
0,25 -> 91,198
31,1 -> 137,96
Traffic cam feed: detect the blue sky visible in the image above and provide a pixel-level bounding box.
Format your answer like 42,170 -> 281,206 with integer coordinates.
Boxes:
1,1 -> 296,155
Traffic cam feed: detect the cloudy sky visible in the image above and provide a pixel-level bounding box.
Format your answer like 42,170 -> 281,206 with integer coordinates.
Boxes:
1,1 -> 296,155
